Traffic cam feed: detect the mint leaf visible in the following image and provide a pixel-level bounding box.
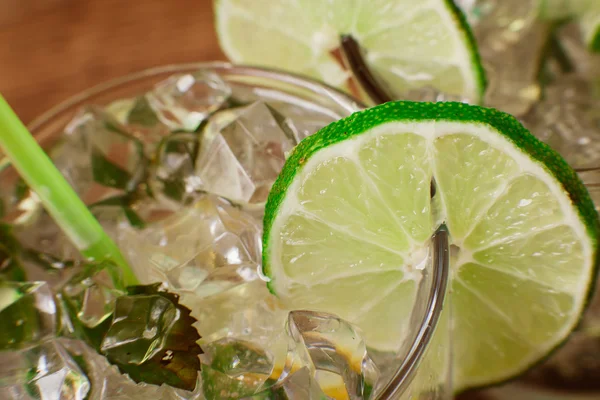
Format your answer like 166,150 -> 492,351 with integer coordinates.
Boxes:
128,96 -> 160,127
91,148 -> 133,189
103,284 -> 202,391
0,223 -> 26,281
65,278 -> 202,391
89,195 -> 146,229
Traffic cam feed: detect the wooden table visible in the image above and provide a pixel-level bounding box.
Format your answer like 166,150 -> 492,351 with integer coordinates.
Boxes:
0,0 -> 225,124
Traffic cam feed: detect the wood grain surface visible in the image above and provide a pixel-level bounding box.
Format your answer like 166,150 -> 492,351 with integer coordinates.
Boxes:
0,0 -> 225,124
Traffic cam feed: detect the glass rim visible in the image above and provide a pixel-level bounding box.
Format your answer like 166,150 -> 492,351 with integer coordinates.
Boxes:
25,62 -> 450,399
27,62 -> 365,131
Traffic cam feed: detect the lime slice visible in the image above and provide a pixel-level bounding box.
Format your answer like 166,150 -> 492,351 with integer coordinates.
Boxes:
215,0 -> 486,102
262,101 -> 599,391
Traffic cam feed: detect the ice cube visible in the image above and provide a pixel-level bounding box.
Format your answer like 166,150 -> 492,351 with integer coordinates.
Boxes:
52,107 -> 148,204
523,73 -> 600,170
0,340 -> 90,400
119,194 -> 262,297
105,98 -> 136,125
195,101 -> 296,204
100,293 -> 178,365
149,132 -> 201,206
146,70 -> 231,132
11,210 -> 81,271
88,195 -> 147,240
54,338 -> 199,400
127,96 -> 161,127
61,262 -> 125,329
260,98 -> 347,143
464,0 -> 550,115
200,338 -> 274,399
0,281 -> 56,350
121,96 -> 174,154
187,279 -> 288,350
287,310 -> 379,400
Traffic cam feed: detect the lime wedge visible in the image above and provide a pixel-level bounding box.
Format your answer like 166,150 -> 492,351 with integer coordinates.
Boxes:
215,0 -> 486,102
262,101 -> 599,391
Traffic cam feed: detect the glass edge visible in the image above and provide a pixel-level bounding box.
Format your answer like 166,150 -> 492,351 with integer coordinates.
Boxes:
376,226 -> 450,399
27,62 -> 366,132
20,61 -> 454,398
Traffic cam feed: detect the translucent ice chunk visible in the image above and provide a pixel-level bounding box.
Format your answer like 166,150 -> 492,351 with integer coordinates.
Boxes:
52,107 -> 148,204
118,96 -> 176,156
150,132 -> 201,205
195,101 -> 296,204
463,0 -> 550,115
100,293 -> 178,365
263,99 -> 344,143
0,281 -> 56,350
119,194 -> 262,297
523,74 -> 600,169
201,338 -> 274,399
287,310 -> 380,400
0,340 -> 90,400
187,279 -> 288,350
51,339 -> 202,400
146,70 -> 231,131
61,262 -> 125,329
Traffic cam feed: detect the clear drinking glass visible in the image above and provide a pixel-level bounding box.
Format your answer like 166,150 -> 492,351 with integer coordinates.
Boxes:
0,63 -> 452,400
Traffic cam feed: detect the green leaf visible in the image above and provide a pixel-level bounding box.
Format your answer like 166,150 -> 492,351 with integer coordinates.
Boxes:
0,281 -> 51,350
123,207 -> 145,229
159,178 -> 186,202
0,250 -> 26,281
14,177 -> 29,203
128,96 -> 160,127
89,195 -> 146,229
91,147 -> 133,189
88,118 -> 148,192
22,250 -> 74,271
88,195 -> 131,207
67,281 -> 202,391
0,223 -> 22,251
106,284 -> 202,391
0,223 -> 26,281
60,293 -> 114,349
154,132 -> 201,203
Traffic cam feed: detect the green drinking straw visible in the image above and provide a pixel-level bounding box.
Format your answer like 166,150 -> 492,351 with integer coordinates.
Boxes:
0,94 -> 138,287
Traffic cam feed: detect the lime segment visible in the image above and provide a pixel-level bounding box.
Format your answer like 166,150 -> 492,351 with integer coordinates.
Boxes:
215,0 -> 486,101
262,101 -> 599,391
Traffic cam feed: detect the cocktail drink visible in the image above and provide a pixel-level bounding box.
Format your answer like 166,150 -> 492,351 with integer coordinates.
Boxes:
0,65 -> 453,399
1,1 -> 600,400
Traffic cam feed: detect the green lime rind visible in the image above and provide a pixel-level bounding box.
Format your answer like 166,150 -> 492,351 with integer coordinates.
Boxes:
444,0 -> 488,102
590,24 -> 600,52
262,101 -> 600,293
215,0 -> 487,103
